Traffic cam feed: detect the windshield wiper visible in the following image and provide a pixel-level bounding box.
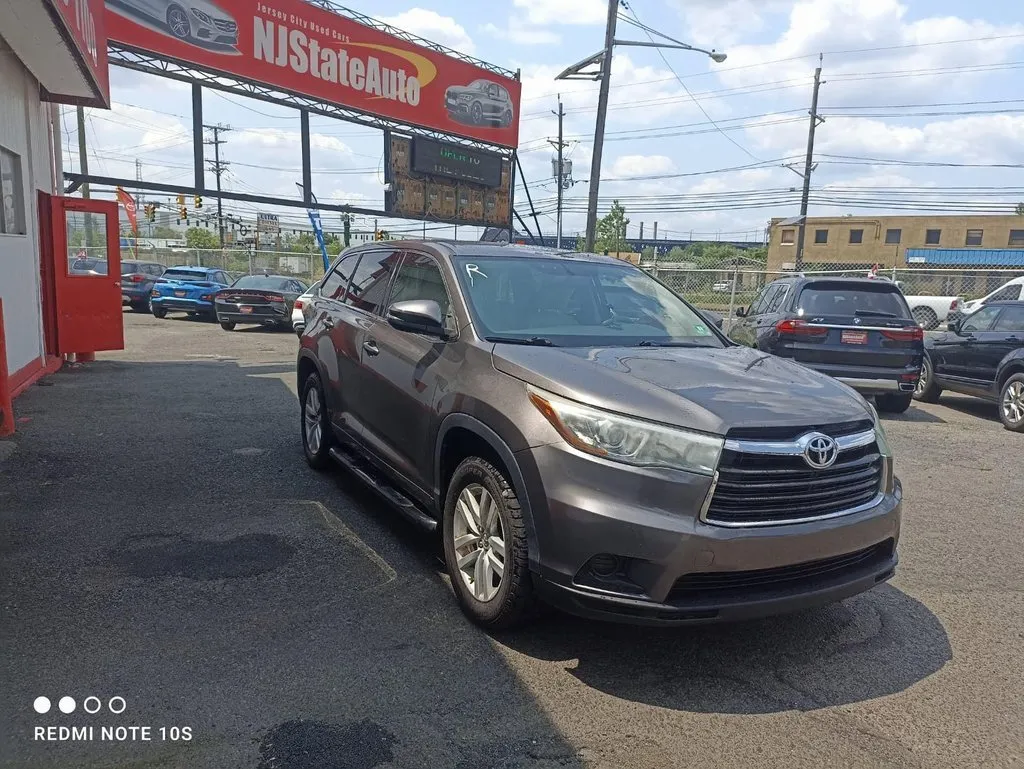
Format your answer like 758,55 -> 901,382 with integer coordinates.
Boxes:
636,340 -> 710,347
854,310 -> 899,318
485,336 -> 556,346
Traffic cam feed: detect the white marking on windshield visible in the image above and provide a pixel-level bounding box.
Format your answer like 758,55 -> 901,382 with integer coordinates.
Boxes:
465,263 -> 488,286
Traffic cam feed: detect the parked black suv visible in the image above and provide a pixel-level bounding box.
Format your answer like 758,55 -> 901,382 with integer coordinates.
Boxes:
729,277 -> 923,413
297,242 -> 900,629
915,301 -> 1024,431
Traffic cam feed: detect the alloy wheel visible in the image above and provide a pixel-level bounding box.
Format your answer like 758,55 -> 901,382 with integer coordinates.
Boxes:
304,386 -> 322,454
452,483 -> 505,602
168,8 -> 190,38
1003,381 -> 1024,425
916,359 -> 930,395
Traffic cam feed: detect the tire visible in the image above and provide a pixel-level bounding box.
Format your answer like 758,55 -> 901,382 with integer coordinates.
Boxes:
998,373 -> 1024,432
913,353 -> 942,403
502,109 -> 512,127
152,306 -> 167,319
220,321 -> 236,331
130,300 -> 149,313
300,372 -> 334,469
166,5 -> 191,40
470,102 -> 483,125
876,392 -> 913,414
442,457 -> 536,630
911,306 -> 938,330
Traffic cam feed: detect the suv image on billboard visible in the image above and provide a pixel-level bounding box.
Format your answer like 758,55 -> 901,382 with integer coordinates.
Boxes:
296,242 -> 901,630
444,79 -> 514,127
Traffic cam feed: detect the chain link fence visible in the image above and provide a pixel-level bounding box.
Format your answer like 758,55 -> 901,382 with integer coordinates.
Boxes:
71,246 -> 328,285
642,263 -> 1024,331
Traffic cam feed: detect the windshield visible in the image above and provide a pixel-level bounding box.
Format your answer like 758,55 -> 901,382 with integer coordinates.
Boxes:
71,259 -> 108,274
452,256 -> 724,348
163,269 -> 210,282
796,282 -> 912,319
231,276 -> 293,291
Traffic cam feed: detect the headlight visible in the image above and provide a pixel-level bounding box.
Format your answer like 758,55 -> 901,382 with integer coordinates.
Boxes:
528,388 -> 723,475
191,7 -> 213,24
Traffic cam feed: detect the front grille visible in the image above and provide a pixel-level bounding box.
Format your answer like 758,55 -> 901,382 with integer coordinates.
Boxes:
214,19 -> 237,32
705,437 -> 884,526
667,539 -> 895,604
725,419 -> 873,441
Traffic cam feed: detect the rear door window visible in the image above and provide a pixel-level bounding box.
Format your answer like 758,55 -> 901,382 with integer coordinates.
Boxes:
796,283 -> 912,319
320,254 -> 360,300
764,284 -> 790,313
343,250 -> 402,314
993,305 -> 1024,332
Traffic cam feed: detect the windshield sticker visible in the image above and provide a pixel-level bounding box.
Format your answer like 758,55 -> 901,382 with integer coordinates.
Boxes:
693,323 -> 709,335
465,263 -> 488,286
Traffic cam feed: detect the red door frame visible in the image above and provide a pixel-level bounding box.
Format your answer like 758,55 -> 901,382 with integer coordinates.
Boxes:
49,196 -> 124,356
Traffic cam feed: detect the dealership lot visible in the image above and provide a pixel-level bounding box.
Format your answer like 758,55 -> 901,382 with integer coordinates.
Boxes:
1,312 -> 1022,769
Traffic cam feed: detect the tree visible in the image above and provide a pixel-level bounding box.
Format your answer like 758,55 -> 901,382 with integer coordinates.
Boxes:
594,200 -> 629,254
185,227 -> 219,249
641,246 -> 656,261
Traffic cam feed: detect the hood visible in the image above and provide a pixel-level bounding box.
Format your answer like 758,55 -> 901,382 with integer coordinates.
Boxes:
491,344 -> 873,436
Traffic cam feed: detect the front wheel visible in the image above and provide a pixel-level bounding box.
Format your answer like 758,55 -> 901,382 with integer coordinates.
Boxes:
220,321 -> 236,331
470,102 -> 483,125
166,5 -> 191,40
301,372 -> 334,469
442,457 -> 536,630
913,354 -> 942,403
999,373 -> 1024,432
152,306 -> 167,319
876,392 -> 913,414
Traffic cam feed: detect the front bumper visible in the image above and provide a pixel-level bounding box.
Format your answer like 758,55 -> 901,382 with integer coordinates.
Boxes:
516,442 -> 901,626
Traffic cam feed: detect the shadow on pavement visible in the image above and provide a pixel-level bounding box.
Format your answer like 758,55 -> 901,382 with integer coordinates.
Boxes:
0,358 -> 582,769
931,394 -> 1002,424
881,404 -> 945,424
497,583 -> 951,714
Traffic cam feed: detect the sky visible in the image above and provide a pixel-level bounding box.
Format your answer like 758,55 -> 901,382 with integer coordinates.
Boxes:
66,0 -> 1024,243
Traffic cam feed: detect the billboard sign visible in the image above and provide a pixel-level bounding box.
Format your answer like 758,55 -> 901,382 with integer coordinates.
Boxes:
104,0 -> 521,148
256,212 -> 280,234
411,137 -> 502,188
385,134 -> 510,228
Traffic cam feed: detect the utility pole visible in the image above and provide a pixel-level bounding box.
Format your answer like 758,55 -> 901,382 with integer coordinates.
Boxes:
794,56 -> 824,270
549,96 -> 567,248
584,0 -> 619,253
203,124 -> 231,247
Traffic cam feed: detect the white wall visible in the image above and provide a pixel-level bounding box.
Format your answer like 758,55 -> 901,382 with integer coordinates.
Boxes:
0,35 -> 51,377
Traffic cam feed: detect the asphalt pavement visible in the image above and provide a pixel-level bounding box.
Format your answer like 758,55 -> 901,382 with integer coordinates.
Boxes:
1,312 -> 1021,769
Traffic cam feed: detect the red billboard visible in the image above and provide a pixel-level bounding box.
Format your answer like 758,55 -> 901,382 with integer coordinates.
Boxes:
104,0 -> 521,148
48,0 -> 111,106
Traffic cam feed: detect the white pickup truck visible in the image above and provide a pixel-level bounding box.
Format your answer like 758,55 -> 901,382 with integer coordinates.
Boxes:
867,277 -> 962,329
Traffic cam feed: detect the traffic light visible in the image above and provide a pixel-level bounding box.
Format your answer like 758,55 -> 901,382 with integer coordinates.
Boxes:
144,204 -> 156,222
194,194 -> 203,209
374,229 -> 389,241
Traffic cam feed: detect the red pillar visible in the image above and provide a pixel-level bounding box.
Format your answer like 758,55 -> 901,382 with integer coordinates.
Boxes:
0,299 -> 14,437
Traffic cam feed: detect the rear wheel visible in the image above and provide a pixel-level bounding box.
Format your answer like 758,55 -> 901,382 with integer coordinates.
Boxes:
301,372 -> 334,469
220,321 -> 236,331
999,373 -> 1024,432
152,306 -> 167,319
911,306 -> 938,330
876,392 -> 913,414
913,354 -> 942,403
442,457 -> 536,630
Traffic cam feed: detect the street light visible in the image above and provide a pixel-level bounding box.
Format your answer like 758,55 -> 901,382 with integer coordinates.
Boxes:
556,2 -> 726,252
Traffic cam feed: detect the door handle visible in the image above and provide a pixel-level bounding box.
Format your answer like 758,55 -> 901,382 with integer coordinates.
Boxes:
362,340 -> 380,356
1007,337 -> 1022,343
322,316 -> 335,329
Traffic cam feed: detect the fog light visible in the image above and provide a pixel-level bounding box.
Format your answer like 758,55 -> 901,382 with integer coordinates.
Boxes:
588,553 -> 621,577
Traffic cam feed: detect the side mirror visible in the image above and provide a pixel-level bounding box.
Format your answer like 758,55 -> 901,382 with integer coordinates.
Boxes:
734,306 -> 747,318
387,299 -> 445,337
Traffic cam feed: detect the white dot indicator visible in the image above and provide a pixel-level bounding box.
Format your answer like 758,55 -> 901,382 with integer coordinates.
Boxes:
33,697 -> 51,714
58,696 -> 76,714
83,697 -> 101,714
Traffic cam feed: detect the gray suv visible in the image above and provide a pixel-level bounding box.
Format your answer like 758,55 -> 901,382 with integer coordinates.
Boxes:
297,243 -> 901,629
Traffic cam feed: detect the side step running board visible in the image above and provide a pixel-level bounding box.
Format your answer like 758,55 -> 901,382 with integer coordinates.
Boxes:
328,447 -> 438,532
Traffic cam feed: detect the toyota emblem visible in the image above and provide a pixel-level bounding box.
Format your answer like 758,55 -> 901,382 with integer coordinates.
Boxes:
803,433 -> 839,469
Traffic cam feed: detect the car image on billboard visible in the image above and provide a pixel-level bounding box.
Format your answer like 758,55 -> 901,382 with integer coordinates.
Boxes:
107,0 -> 239,51
444,79 -> 515,128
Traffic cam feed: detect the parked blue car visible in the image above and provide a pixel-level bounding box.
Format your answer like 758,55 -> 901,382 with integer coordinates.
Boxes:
151,266 -> 233,320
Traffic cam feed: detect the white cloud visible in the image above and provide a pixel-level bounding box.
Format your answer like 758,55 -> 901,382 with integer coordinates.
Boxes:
671,0 -> 793,48
482,19 -> 561,46
378,9 -> 475,55
512,0 -> 606,26
608,154 -> 675,178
